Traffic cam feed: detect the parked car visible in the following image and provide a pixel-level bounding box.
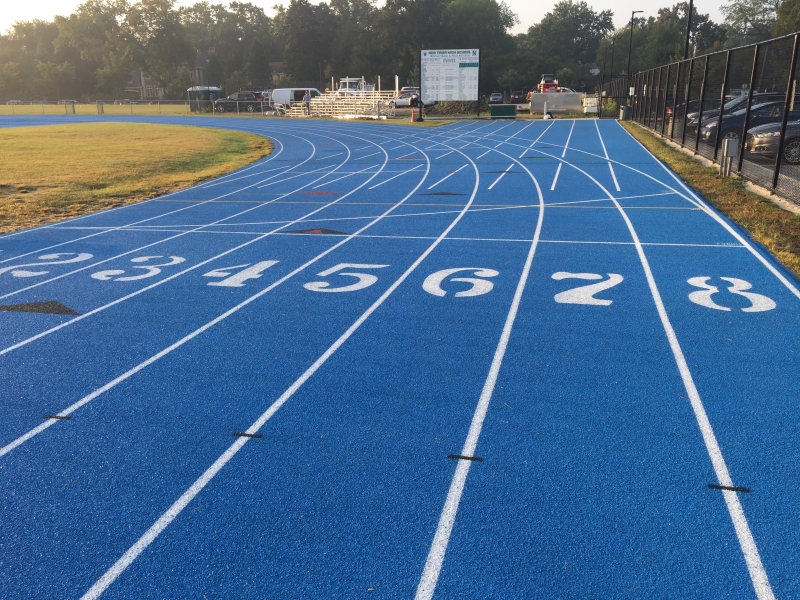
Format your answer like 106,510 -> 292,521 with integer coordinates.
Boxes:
489,92 -> 504,104
744,120 -> 800,164
509,89 -> 525,104
699,100 -> 800,146
269,88 -> 322,107
389,91 -> 433,107
686,93 -> 784,133
113,99 -> 135,105
5,100 -> 23,105
400,86 -> 419,95
58,99 -> 77,104
214,91 -> 266,113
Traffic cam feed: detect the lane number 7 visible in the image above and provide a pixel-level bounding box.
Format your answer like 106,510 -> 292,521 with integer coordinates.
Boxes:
552,272 -> 624,305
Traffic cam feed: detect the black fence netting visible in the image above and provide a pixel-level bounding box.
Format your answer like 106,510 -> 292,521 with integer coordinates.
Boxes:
616,32 -> 800,205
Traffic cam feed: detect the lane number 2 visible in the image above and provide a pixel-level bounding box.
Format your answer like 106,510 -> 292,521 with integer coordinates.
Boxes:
687,277 -> 776,312
304,263 -> 389,293
0,253 -> 93,278
552,272 -> 624,305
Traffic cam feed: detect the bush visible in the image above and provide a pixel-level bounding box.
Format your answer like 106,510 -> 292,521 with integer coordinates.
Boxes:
427,100 -> 490,115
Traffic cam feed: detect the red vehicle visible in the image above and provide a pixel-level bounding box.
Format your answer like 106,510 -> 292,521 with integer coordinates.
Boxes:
537,74 -> 559,93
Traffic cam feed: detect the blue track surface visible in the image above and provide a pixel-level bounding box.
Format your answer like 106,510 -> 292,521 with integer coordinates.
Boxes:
1,116 -> 799,599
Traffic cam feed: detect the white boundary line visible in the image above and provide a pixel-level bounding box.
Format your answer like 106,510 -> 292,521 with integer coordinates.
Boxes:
78,136 -> 485,600
415,137 -> 546,600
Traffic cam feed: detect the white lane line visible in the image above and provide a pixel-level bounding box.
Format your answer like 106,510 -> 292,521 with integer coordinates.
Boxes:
550,163 -> 562,190
0,132 -> 424,451
0,138 -> 332,301
608,162 -> 621,191
476,150 -> 492,159
317,153 -> 343,160
368,165 -> 424,189
436,151 -> 453,160
0,132 -> 395,354
356,152 -> 382,161
79,143 -> 478,600
519,121 -> 556,158
562,120 -> 575,158
427,164 -> 468,190
415,148 -> 545,600
311,165 -> 377,189
397,152 -> 418,159
566,127 -> 777,600
257,164 -> 335,188
615,121 -> 800,303
0,136 -> 287,258
488,164 -> 514,190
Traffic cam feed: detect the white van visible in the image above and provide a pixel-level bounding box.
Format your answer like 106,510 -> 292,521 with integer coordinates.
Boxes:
270,88 -> 322,106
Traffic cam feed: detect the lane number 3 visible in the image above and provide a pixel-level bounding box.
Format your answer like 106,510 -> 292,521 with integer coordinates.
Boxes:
687,277 -> 776,312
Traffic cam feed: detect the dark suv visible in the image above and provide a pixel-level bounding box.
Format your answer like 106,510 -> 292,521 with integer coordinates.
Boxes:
215,92 -> 265,113
509,89 -> 525,104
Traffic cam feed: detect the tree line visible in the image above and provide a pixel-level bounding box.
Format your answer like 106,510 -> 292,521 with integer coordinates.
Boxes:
1,0 -> 799,102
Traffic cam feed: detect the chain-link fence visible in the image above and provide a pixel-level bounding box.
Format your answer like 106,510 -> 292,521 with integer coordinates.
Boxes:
628,32 -> 800,204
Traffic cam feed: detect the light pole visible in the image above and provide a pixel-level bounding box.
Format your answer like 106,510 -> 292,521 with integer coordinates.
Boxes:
683,0 -> 694,59
627,10 -> 643,106
627,11 -> 643,78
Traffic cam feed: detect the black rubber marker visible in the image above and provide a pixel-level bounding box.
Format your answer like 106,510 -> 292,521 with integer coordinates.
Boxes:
233,432 -> 263,439
708,483 -> 751,493
447,454 -> 484,462
43,414 -> 70,420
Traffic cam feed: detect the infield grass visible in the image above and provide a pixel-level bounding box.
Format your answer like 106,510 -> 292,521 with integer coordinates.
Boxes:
0,122 -> 271,234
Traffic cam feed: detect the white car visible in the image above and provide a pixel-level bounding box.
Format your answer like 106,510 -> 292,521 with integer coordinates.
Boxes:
390,91 -> 433,107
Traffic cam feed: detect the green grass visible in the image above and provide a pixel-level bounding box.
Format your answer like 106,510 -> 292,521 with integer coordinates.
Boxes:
0,122 -> 271,233
623,121 -> 800,278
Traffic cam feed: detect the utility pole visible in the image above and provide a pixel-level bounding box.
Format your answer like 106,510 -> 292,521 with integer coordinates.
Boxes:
684,0 -> 694,59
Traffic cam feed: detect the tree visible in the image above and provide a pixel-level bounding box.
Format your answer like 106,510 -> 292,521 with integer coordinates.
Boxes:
774,0 -> 800,34
721,0 -> 780,45
125,0 -> 193,84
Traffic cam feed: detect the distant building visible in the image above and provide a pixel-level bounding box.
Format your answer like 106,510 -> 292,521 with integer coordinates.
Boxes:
125,70 -> 164,100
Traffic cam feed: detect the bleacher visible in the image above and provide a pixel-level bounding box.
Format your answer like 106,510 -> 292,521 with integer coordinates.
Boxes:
280,90 -> 397,119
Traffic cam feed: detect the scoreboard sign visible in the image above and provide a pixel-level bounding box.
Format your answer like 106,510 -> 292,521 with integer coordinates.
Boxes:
420,49 -> 480,104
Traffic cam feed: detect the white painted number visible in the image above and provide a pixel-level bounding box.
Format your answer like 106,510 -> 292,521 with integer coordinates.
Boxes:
423,268 -> 499,297
0,252 -> 93,278
91,256 -> 185,281
304,263 -> 389,293
204,261 -> 278,287
552,272 -> 624,305
687,276 -> 776,312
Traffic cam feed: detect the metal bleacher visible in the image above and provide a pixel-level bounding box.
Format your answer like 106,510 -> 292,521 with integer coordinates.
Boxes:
281,90 -> 397,119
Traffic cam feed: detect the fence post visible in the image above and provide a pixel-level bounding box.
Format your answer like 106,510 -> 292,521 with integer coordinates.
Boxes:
669,61 -> 682,138
680,58 -> 695,146
737,43 -> 761,172
655,66 -> 665,129
772,34 -> 800,189
661,63 -> 672,135
640,71 -> 649,122
694,55 -> 710,153
713,51 -> 732,161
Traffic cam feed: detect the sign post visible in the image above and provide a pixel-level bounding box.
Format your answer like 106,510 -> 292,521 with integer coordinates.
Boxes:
420,49 -> 480,118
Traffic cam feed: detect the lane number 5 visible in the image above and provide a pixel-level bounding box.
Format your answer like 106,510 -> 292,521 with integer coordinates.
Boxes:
304,263 -> 389,293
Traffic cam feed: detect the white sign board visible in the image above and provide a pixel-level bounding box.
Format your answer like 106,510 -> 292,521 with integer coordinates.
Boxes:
421,49 -> 479,104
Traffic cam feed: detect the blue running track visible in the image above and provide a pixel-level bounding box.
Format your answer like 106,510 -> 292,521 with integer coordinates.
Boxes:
1,115 -> 799,599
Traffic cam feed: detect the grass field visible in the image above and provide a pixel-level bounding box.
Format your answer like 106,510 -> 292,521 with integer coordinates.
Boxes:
0,122 -> 271,234
623,120 -> 800,278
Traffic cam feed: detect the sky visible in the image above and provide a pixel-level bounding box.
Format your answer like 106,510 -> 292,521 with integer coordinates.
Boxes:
0,0 -> 726,38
